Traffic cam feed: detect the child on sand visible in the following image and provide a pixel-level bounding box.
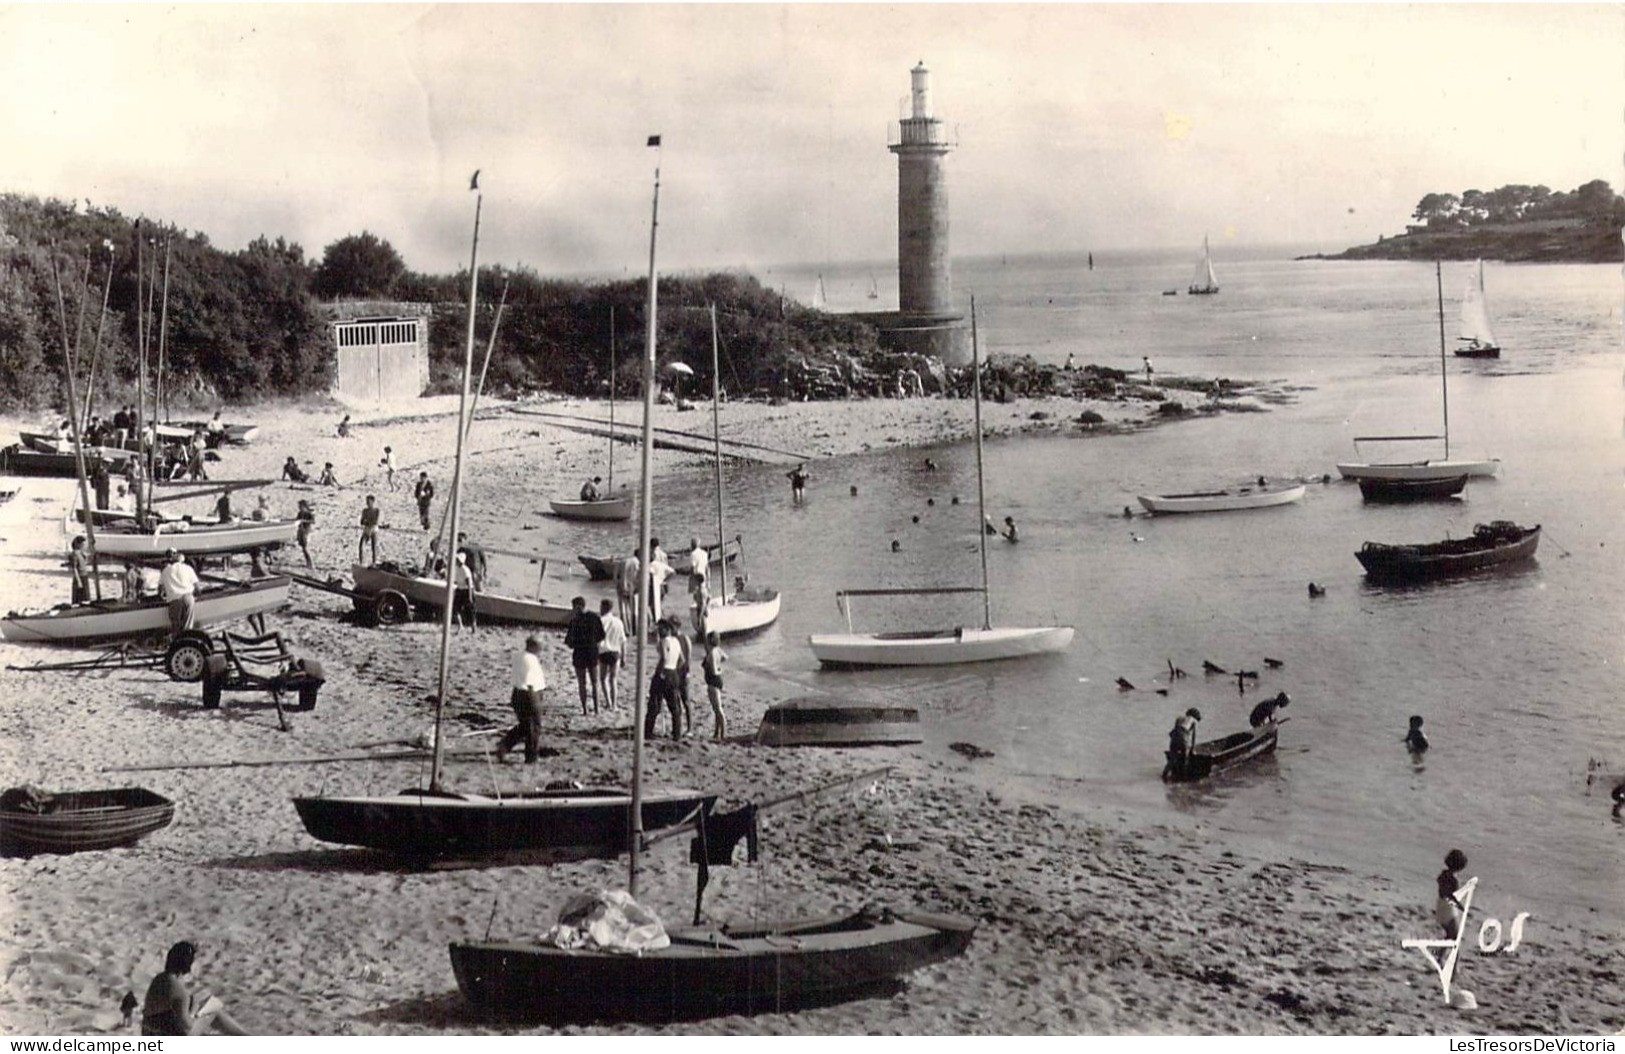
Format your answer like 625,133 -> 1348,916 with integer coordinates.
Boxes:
1404,715 -> 1430,754
1435,849 -> 1468,938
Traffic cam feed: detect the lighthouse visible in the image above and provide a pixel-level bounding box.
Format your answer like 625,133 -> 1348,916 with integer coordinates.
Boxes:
890,62 -> 955,316
868,62 -> 970,367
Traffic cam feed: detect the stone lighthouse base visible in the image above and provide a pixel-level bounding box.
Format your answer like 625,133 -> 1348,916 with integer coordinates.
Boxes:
846,311 -> 973,368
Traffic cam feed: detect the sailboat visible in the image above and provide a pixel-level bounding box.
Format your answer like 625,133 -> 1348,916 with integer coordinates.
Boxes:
811,273 -> 827,310
293,174 -> 711,858
1188,236 -> 1219,295
549,309 -> 634,521
867,274 -> 879,300
692,304 -> 780,637
1336,262 -> 1500,482
807,298 -> 1075,667
449,149 -> 974,1018
1455,259 -> 1501,359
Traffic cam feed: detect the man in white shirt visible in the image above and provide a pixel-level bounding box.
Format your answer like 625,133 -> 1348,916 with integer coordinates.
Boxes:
497,636 -> 546,763
686,537 -> 709,616
647,539 -> 673,626
616,549 -> 641,634
596,599 -> 625,711
158,549 -> 199,633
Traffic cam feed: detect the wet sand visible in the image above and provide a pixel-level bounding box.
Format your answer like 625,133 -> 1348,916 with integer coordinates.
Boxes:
1,389 -> 1620,1035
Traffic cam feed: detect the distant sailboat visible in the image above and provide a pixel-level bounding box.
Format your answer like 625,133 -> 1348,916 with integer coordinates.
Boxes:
811,274 -> 827,310
1455,259 -> 1501,359
1188,236 -> 1219,295
1087,252 -> 1094,271
867,274 -> 879,300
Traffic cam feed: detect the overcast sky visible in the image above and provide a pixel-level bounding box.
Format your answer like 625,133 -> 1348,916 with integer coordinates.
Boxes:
4,4 -> 1621,276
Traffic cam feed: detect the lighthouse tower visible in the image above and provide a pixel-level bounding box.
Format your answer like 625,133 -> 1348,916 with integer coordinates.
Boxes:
890,62 -> 954,316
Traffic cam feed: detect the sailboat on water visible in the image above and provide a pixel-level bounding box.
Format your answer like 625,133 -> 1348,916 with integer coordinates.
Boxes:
867,273 -> 879,300
1336,261 -> 1500,483
1188,235 -> 1219,295
1455,259 -> 1501,359
550,309 -> 634,521
692,304 -> 780,637
293,174 -> 711,859
807,297 -> 1074,667
811,273 -> 827,310
447,138 -> 975,1026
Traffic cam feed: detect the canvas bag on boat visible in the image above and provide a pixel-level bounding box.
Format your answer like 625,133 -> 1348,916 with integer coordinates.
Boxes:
541,889 -> 670,953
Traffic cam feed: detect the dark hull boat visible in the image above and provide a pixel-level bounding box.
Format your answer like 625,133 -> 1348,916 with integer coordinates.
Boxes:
1166,725 -> 1278,783
1453,343 -> 1500,360
449,908 -> 976,1023
1356,521 -> 1539,583
757,698 -> 922,747
292,787 -> 714,857
0,445 -> 111,479
1,787 -> 174,856
1357,474 -> 1468,503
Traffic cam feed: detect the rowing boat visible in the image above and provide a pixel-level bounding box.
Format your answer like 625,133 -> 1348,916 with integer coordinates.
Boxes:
1137,482 -> 1305,514
1165,725 -> 1278,783
1356,521 -> 1540,582
756,698 -> 922,747
0,787 -> 174,856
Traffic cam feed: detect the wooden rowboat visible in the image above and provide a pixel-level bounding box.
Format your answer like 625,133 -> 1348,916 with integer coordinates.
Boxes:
1357,474 -> 1468,503
449,908 -> 975,1023
1,445 -> 113,479
0,787 -> 174,856
92,519 -> 299,559
548,496 -> 633,522
1137,482 -> 1305,514
350,564 -> 572,627
0,576 -> 291,646
1356,521 -> 1540,583
1165,724 -> 1279,783
757,698 -> 922,747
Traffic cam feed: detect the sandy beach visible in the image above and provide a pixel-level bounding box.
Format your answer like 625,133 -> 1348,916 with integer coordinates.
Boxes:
1,385 -> 1621,1036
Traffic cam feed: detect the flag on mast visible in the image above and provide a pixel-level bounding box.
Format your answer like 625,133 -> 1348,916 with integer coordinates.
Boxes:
647,135 -> 661,147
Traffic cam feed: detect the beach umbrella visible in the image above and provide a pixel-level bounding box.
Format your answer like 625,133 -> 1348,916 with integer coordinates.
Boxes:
665,362 -> 694,375
665,361 -> 694,405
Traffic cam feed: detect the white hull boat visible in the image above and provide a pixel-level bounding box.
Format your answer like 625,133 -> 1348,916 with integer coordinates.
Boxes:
351,564 -> 571,627
92,519 -> 299,558
1138,482 -> 1305,514
1336,459 -> 1499,482
549,496 -> 633,522
696,587 -> 780,637
809,625 -> 1074,668
1,576 -> 291,645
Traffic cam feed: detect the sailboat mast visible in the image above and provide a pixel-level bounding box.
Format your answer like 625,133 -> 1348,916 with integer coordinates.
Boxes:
430,174 -> 484,794
608,306 -> 615,493
1436,261 -> 1449,459
46,245 -> 102,599
156,238 -> 171,424
630,135 -> 662,898
709,304 -> 729,607
133,226 -> 148,520
969,297 -> 991,632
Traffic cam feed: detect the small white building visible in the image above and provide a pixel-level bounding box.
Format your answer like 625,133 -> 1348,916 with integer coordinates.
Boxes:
324,302 -> 431,405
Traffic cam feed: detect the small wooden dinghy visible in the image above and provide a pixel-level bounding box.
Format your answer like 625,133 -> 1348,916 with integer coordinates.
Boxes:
757,698 -> 922,747
0,787 -> 174,855
1357,474 -> 1468,503
1137,482 -> 1305,514
1165,725 -> 1279,783
548,496 -> 633,522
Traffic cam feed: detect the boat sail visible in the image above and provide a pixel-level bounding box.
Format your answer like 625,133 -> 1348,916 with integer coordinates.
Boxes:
694,304 -> 781,637
1188,236 -> 1219,295
811,273 -> 827,310
1455,259 -> 1501,359
807,297 -> 1074,667
293,173 -> 710,858
867,273 -> 879,300
1336,261 -> 1499,482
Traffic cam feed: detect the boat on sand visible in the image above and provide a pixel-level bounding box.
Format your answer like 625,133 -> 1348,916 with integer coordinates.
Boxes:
1,786 -> 174,856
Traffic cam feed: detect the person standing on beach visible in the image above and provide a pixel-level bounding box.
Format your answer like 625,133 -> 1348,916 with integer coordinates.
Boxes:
644,620 -> 683,740
1404,715 -> 1430,755
787,464 -> 808,504
69,536 -> 92,604
379,446 -> 397,490
686,537 -> 709,621
564,596 -> 605,715
451,552 -> 476,630
214,491 -> 234,525
358,495 -> 380,565
669,616 -> 693,737
295,500 -> 315,570
413,472 -> 435,530
646,541 -> 673,627
617,548 -> 641,633
141,941 -> 248,1036
597,599 -> 625,711
158,549 -> 199,633
455,532 -> 487,591
497,635 -> 546,763
90,459 -> 111,511
1143,356 -> 1154,383
702,630 -> 727,740
1435,849 -> 1469,938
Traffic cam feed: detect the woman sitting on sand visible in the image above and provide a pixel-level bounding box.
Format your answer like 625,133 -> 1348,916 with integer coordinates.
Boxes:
142,940 -> 248,1036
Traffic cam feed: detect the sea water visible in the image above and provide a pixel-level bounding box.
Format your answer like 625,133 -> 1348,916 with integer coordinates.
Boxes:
553,249 -> 1625,930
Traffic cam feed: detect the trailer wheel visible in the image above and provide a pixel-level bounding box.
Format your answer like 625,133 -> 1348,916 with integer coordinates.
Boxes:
374,590 -> 411,626
165,633 -> 214,682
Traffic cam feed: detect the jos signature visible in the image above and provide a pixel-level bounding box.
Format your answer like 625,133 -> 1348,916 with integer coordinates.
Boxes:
1402,876 -> 1531,1005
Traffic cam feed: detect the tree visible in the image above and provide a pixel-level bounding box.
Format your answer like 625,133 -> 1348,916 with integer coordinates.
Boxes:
312,232 -> 406,301
1412,193 -> 1459,226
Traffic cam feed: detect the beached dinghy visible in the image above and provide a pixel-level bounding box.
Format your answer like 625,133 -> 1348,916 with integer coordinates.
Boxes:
808,299 -> 1072,668
0,786 -> 174,856
1137,481 -> 1305,514
351,563 -> 573,627
0,576 -> 291,645
1,445 -> 114,479
91,518 -> 299,559
1356,521 -> 1540,583
757,698 -> 922,747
